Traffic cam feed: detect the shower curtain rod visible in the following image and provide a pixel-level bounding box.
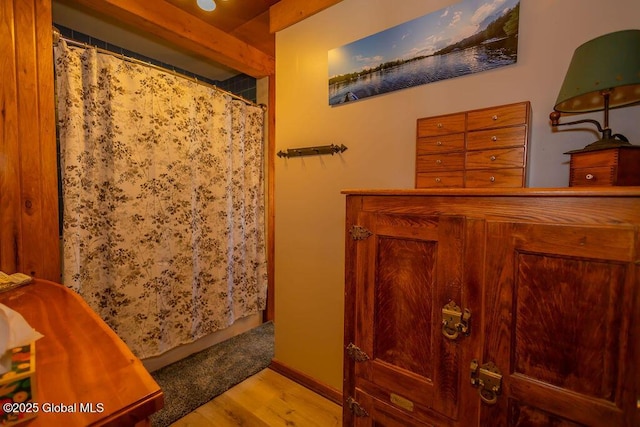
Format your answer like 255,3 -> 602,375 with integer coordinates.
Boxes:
52,27 -> 265,110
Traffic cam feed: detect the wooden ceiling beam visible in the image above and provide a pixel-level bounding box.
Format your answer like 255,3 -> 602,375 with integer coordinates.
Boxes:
62,0 -> 275,78
232,11 -> 275,57
269,0 -> 343,33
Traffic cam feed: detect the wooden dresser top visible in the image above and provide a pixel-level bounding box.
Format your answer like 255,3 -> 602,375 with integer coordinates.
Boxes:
0,279 -> 163,426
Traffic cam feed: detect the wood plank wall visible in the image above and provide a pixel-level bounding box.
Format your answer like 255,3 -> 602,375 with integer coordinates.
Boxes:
0,0 -> 60,281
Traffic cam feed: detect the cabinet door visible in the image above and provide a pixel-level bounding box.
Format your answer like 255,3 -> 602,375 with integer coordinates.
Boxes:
482,221 -> 638,427
348,213 -> 476,426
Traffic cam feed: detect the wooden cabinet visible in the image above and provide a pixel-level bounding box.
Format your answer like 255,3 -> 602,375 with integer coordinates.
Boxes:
568,147 -> 640,186
415,102 -> 530,189
343,188 -> 640,427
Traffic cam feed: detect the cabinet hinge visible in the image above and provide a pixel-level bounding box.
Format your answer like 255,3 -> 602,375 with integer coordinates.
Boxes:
346,397 -> 369,417
350,225 -> 372,240
346,343 -> 370,362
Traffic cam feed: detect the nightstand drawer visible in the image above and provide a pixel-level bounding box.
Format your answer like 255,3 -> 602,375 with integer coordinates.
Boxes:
417,113 -> 466,137
466,147 -> 525,169
466,168 -> 524,187
417,133 -> 465,154
466,126 -> 527,150
416,171 -> 464,188
416,152 -> 465,172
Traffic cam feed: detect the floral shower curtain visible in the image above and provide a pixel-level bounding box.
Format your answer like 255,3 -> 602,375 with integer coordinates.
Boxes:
53,40 -> 267,358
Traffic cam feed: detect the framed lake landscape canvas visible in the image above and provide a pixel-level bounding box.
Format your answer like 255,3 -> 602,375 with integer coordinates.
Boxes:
328,0 -> 520,105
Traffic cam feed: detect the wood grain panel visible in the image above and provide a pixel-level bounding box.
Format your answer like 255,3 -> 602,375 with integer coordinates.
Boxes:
0,0 -> 60,280
356,192 -> 640,226
16,0 -> 46,278
432,216 -> 464,419
514,253 -> 624,400
509,402 -> 583,427
36,0 -> 63,281
375,236 -> 435,377
0,0 -> 21,274
374,214 -> 439,240
509,222 -> 634,261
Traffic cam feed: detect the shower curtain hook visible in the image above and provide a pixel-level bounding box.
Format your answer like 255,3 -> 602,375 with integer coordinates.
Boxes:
52,26 -> 61,44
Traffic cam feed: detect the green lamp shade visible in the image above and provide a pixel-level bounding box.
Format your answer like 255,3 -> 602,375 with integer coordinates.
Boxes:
554,29 -> 640,113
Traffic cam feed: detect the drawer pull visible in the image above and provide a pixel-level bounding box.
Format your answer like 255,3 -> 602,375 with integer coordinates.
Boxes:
492,115 -> 498,121
490,155 -> 497,161
489,176 -> 496,182
437,141 -> 443,146
435,177 -> 441,183
586,173 -> 594,180
436,159 -> 442,165
491,136 -> 498,141
437,123 -> 443,128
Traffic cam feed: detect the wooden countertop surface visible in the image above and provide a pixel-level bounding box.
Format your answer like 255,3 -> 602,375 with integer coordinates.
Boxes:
0,279 -> 163,426
341,186 -> 640,196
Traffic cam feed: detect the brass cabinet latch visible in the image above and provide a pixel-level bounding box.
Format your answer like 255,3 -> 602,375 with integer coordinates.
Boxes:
349,225 -> 372,240
441,301 -> 471,340
346,343 -> 370,362
470,359 -> 502,405
346,397 -> 369,417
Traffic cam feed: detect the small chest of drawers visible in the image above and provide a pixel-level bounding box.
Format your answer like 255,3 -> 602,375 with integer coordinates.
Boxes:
568,146 -> 640,186
415,101 -> 530,188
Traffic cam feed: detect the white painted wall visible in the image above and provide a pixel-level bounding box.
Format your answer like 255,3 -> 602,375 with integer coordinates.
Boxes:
274,0 -> 640,390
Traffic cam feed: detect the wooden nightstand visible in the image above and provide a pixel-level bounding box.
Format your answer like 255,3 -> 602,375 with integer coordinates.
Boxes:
568,146 -> 640,186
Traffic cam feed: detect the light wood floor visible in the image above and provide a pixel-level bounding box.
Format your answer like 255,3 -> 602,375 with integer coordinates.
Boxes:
170,368 -> 342,426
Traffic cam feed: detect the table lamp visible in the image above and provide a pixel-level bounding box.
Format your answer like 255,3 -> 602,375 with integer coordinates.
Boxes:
549,29 -> 640,152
